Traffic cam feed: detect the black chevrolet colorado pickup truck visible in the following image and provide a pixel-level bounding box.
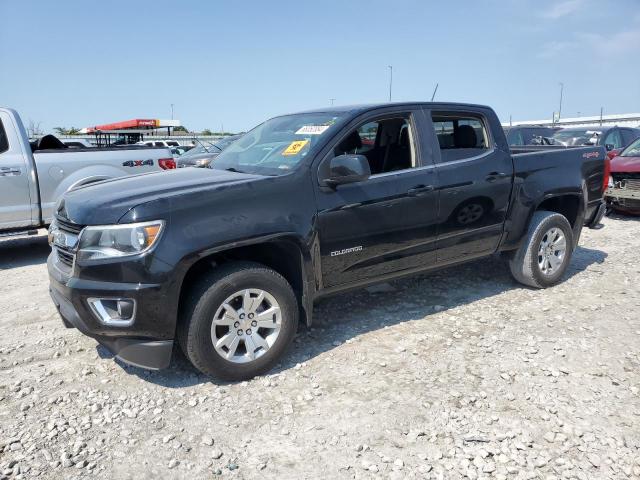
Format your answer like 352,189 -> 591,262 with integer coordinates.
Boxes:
48,102 -> 607,380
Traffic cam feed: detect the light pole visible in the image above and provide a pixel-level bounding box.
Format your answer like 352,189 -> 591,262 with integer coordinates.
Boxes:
558,83 -> 563,123
388,65 -> 393,102
170,103 -> 174,120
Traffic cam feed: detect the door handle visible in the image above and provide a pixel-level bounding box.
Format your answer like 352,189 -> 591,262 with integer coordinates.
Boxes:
0,167 -> 21,176
485,172 -> 508,182
407,185 -> 434,196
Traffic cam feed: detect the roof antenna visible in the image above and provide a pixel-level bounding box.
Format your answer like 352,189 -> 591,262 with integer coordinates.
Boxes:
431,83 -> 439,102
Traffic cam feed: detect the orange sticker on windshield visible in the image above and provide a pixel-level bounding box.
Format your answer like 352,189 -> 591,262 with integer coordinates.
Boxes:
282,140 -> 309,156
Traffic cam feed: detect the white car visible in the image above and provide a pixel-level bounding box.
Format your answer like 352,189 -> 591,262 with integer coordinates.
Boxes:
137,140 -> 181,148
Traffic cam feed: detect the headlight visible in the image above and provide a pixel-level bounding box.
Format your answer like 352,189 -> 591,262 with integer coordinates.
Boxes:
195,158 -> 213,167
77,220 -> 164,262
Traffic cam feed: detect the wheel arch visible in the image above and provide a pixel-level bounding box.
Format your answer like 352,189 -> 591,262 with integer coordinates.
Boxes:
177,235 -> 314,332
534,193 -> 585,247
535,193 -> 583,228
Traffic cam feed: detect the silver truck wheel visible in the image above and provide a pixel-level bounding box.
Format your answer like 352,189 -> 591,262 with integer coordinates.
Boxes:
537,227 -> 567,276
178,262 -> 298,381
211,289 -> 282,364
508,211 -> 574,288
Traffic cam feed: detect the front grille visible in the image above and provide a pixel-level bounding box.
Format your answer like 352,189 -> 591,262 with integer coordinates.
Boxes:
55,216 -> 84,235
53,215 -> 83,269
624,179 -> 640,191
56,248 -> 75,267
611,175 -> 640,191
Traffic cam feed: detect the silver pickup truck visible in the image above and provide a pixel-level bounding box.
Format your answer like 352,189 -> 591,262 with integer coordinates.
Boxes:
0,107 -> 175,238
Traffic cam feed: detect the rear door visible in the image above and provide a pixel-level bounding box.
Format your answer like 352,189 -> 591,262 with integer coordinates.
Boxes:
427,108 -> 513,265
314,107 -> 439,289
0,112 -> 34,229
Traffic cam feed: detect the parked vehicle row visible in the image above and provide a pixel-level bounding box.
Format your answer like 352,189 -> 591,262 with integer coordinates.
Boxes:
47,101 -> 607,380
177,134 -> 243,168
0,107 -> 176,238
504,124 -> 640,154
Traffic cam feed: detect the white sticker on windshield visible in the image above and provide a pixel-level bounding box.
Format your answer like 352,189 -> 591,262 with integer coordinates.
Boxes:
295,125 -> 330,135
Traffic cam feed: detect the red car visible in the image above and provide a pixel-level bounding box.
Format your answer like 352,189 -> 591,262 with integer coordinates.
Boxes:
605,137 -> 640,215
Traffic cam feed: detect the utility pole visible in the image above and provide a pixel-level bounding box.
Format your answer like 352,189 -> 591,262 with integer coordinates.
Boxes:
600,107 -> 604,126
558,82 -> 564,122
329,98 -> 336,106
388,65 -> 393,102
170,104 -> 174,120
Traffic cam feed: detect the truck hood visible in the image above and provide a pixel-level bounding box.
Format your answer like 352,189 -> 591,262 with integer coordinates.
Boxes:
59,168 -> 262,225
610,155 -> 640,173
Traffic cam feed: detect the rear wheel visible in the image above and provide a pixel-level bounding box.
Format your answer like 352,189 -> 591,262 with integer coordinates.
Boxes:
508,211 -> 574,288
178,262 -> 298,380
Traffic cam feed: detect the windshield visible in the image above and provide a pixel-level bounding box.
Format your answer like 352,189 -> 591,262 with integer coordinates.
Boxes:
180,142 -> 214,158
551,129 -> 601,146
211,112 -> 346,176
621,137 -> 640,157
209,135 -> 241,152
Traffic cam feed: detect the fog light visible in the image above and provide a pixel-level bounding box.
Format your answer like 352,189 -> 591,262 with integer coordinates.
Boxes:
87,298 -> 136,326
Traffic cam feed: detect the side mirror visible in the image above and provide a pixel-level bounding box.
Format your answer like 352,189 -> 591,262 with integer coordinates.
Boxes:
323,154 -> 371,187
604,143 -> 614,152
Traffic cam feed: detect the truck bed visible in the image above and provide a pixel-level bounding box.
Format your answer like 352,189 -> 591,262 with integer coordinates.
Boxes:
509,145 -> 606,233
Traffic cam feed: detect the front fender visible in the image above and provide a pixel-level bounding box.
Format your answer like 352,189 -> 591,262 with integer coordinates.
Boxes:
170,232 -> 317,327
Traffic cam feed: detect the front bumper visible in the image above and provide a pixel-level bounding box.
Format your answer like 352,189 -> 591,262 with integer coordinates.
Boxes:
605,187 -> 640,213
48,253 -> 174,370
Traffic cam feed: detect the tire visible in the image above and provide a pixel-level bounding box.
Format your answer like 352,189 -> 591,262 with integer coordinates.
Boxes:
508,211 -> 574,288
177,262 -> 298,381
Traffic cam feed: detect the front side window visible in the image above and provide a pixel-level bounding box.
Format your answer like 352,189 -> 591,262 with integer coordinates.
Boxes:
331,115 -> 416,175
432,113 -> 490,162
604,130 -> 622,149
211,112 -> 346,176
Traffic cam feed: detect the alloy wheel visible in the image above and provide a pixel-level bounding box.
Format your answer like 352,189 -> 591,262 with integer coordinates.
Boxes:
210,289 -> 282,363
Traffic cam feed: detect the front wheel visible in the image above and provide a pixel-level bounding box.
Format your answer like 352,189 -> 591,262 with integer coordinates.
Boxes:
508,211 -> 574,288
178,262 -> 298,381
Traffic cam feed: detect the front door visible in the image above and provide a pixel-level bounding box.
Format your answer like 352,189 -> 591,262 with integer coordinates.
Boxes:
0,112 -> 33,229
314,110 -> 439,289
428,109 -> 513,265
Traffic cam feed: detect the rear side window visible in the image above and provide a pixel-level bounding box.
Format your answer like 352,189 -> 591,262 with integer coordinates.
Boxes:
506,129 -> 523,146
0,120 -> 9,154
154,142 -> 165,147
621,129 -> 639,146
432,113 -> 490,162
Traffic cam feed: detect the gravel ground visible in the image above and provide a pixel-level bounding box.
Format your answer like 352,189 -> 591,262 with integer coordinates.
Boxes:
0,215 -> 639,480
